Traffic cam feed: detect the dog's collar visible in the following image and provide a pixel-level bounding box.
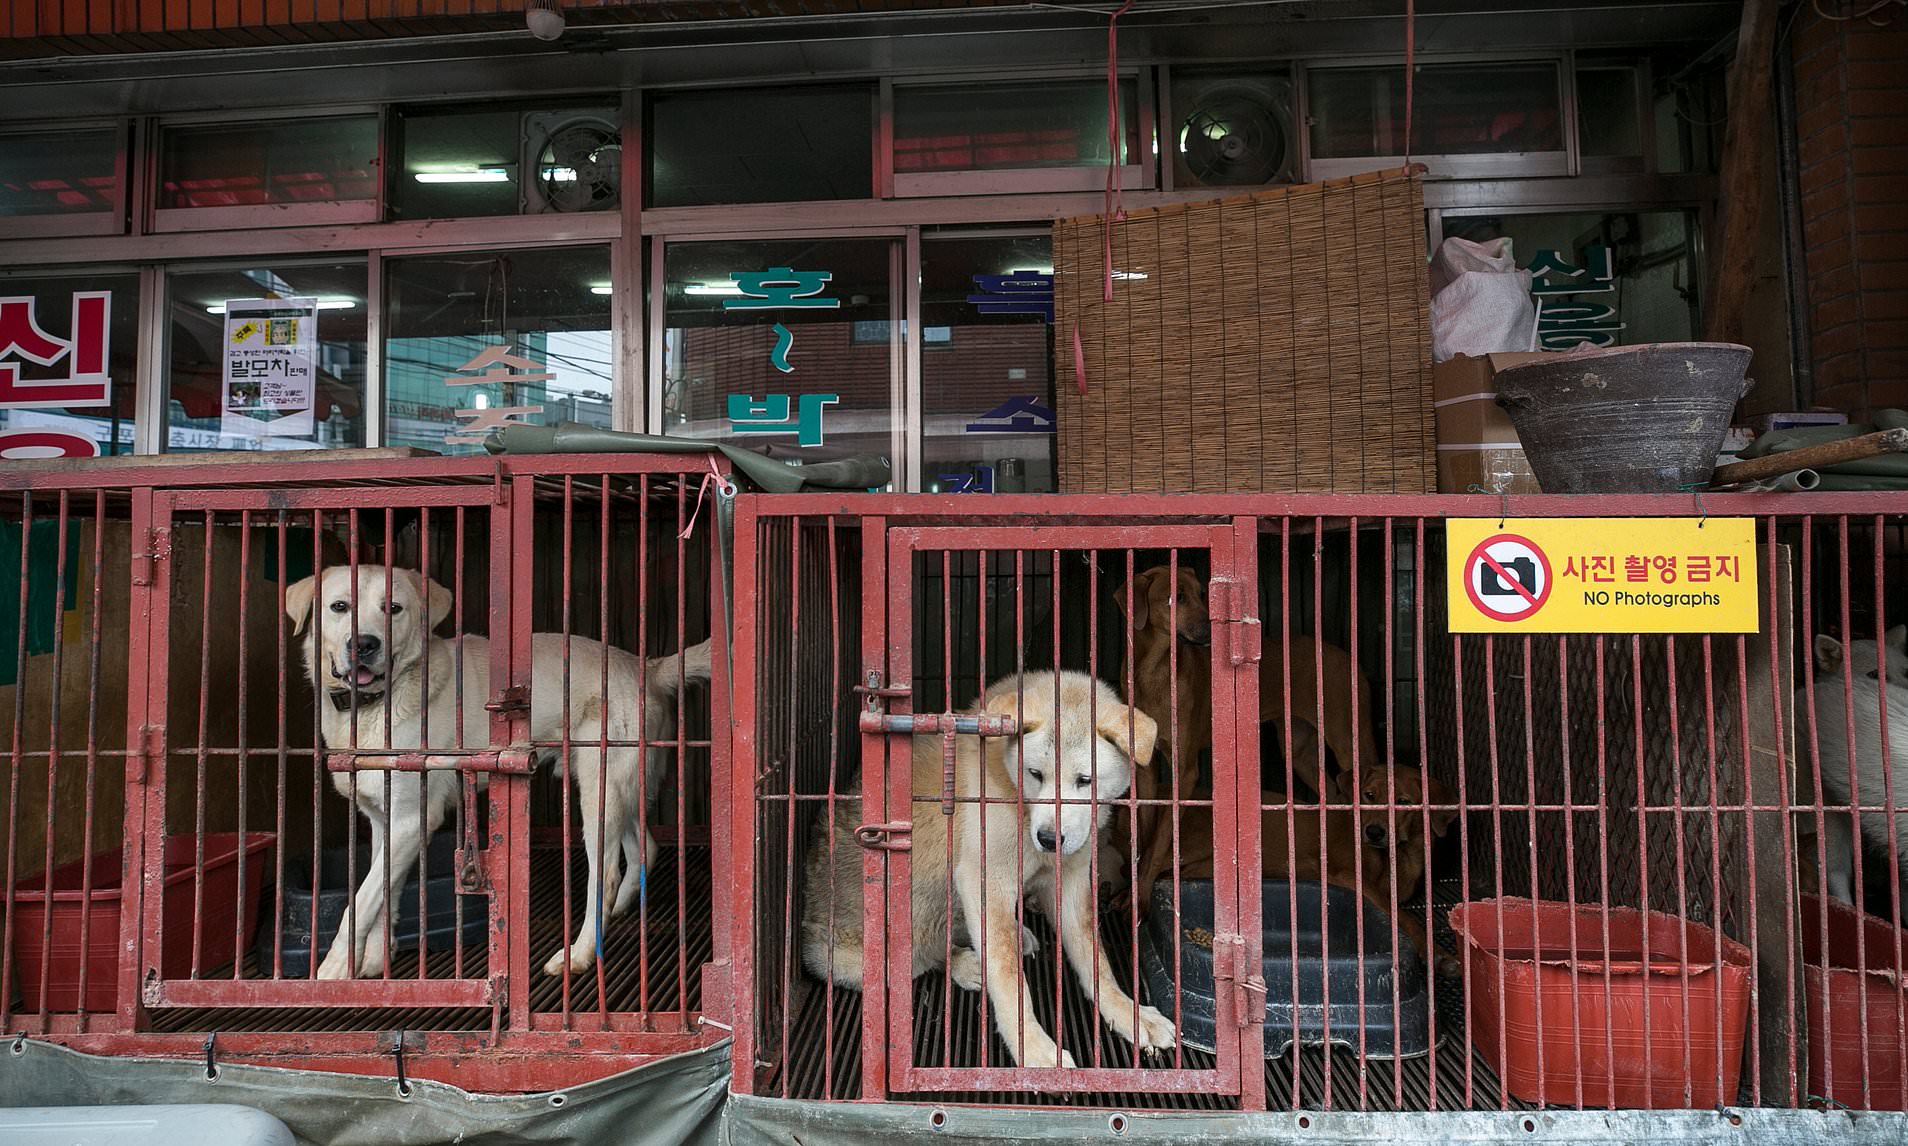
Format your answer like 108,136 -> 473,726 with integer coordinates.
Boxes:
328,688 -> 386,712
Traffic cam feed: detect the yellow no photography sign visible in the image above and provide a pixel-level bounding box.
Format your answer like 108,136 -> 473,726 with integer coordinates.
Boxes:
1445,518 -> 1760,634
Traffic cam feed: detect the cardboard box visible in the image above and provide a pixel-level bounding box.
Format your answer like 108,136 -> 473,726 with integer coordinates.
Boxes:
1432,352 -> 1550,450
1433,353 -> 1548,492
1438,445 -> 1543,495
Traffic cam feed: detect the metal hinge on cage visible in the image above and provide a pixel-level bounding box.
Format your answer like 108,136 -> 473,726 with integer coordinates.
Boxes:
1208,578 -> 1263,666
131,527 -> 169,588
1211,931 -> 1266,1030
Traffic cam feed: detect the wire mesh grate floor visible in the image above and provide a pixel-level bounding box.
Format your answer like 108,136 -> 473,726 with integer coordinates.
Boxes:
149,845 -> 710,1033
778,892 -> 1528,1111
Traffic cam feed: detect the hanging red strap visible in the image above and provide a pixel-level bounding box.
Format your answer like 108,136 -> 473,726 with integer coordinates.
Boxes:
1102,0 -> 1134,304
1403,0 -> 1416,165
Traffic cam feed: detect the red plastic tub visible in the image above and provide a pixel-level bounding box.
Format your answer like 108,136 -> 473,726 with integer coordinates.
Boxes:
1803,895 -> 1908,1110
1449,897 -> 1752,1109
10,831 -> 274,1013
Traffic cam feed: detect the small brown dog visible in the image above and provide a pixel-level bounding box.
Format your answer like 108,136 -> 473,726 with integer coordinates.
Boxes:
1114,566 -> 1384,905
1178,763 -> 1461,977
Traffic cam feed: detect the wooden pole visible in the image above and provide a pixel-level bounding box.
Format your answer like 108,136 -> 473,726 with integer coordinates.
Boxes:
1703,0 -> 1780,345
1710,427 -> 1908,486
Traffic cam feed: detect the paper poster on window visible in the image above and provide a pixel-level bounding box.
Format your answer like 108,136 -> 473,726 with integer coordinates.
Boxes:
222,297 -> 317,439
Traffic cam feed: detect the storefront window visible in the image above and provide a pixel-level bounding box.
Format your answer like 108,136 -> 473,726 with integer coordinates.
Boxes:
660,238 -> 896,470
0,129 -> 120,229
156,116 -> 378,225
392,103 -> 622,219
0,271 -> 139,458
920,234 -> 1055,494
384,246 -> 614,454
1440,209 -> 1700,349
1308,61 -> 1565,171
164,262 -> 368,452
646,85 -> 873,208
893,79 -> 1142,174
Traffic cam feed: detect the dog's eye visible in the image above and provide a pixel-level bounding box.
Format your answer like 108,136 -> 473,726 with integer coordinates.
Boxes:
328,600 -> 348,613
386,602 -> 404,615
1869,670 -> 1881,680
1073,774 -> 1090,787
1027,769 -> 1044,784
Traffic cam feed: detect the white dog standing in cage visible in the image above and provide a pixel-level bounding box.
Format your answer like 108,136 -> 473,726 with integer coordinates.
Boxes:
286,565 -> 711,980
1807,627 -> 1908,906
801,670 -> 1175,1070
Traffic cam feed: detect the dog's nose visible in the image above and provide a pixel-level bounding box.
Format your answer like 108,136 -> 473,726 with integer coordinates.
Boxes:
351,634 -> 382,660
1035,827 -> 1058,852
1364,822 -> 1388,847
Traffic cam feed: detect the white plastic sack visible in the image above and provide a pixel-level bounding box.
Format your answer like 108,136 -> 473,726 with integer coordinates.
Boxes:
1428,236 -> 1537,362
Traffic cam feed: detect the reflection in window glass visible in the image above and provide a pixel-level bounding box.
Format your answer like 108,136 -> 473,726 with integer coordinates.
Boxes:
0,131 -> 117,218
1308,63 -> 1562,158
1576,67 -> 1643,159
894,80 -> 1141,173
384,247 -> 614,455
921,234 -> 1055,494
0,272 -> 139,456
165,263 -> 368,452
1441,210 -> 1700,349
647,86 -> 873,208
393,104 -> 622,220
158,118 -> 378,210
662,239 -> 895,472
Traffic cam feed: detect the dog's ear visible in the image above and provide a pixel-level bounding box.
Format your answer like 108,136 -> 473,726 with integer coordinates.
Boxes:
1814,633 -> 1846,676
285,575 -> 318,637
985,689 -> 1045,737
1114,568 -> 1159,634
414,571 -> 454,631
1099,704 -> 1158,768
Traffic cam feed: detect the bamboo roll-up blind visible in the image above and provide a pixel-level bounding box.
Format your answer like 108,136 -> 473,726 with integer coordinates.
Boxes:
1053,167 -> 1435,493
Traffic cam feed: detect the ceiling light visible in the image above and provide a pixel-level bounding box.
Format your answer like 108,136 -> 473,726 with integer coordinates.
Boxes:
589,285 -> 613,296
205,298 -> 357,315
684,282 -> 744,297
414,169 -> 510,184
541,167 -> 578,182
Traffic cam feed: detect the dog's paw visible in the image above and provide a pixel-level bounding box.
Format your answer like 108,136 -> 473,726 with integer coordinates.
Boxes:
1015,1036 -> 1075,1070
949,947 -> 984,992
543,945 -> 596,977
1132,1004 -> 1176,1054
1018,923 -> 1041,959
315,945 -> 354,980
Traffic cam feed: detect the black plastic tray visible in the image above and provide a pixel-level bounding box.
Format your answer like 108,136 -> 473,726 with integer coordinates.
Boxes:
1137,878 -> 1431,1059
255,832 -> 487,977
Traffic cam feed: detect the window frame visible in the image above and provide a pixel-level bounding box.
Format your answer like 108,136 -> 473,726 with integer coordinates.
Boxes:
1302,53 -> 1575,182
149,107 -> 386,234
0,120 -> 131,241
884,69 -> 1158,199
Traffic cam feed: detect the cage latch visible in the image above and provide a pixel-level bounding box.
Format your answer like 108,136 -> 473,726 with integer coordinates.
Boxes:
484,686 -> 532,716
854,822 -> 913,852
457,781 -> 486,892
1212,931 -> 1265,1030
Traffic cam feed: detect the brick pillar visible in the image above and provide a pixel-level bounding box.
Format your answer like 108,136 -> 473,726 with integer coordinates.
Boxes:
1792,7 -> 1908,416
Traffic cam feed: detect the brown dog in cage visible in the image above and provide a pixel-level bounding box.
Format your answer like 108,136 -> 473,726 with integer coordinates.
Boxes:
801,671 -> 1175,1069
1178,763 -> 1462,977
287,566 -> 712,981
1114,565 -> 1383,906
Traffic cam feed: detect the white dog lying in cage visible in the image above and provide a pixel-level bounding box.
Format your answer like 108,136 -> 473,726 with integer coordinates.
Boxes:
1807,627 -> 1908,906
800,670 -> 1176,1070
286,566 -> 711,980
